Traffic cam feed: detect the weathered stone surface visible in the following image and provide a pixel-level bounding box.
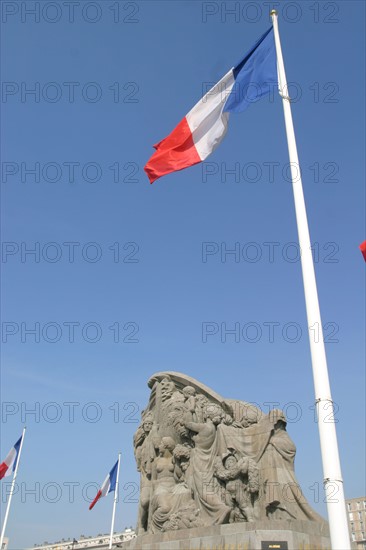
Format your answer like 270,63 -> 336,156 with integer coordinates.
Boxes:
133,372 -> 327,537
118,520 -> 331,550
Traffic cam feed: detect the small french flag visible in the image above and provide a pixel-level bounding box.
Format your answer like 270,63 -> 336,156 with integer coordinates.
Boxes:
89,461 -> 118,510
0,436 -> 23,480
360,241 -> 366,262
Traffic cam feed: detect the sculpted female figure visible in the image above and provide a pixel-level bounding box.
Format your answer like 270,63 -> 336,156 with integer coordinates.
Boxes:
150,437 -> 192,533
185,404 -> 231,525
134,414 -> 157,534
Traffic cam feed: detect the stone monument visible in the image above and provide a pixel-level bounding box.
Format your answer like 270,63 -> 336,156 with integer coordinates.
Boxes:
121,372 -> 331,550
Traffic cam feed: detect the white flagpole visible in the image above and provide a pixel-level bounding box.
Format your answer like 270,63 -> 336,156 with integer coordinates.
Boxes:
270,10 -> 350,549
0,427 -> 26,549
108,453 -> 121,550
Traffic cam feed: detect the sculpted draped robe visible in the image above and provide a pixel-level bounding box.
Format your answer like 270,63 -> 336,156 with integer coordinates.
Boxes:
217,416 -> 325,522
186,420 -> 231,525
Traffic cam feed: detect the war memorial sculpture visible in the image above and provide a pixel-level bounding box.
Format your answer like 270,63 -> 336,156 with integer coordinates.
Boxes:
122,372 -> 331,550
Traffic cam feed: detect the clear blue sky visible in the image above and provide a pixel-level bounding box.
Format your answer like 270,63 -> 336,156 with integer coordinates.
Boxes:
1,1 -> 365,548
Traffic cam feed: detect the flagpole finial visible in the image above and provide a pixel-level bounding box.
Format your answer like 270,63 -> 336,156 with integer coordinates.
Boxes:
270,9 -> 278,16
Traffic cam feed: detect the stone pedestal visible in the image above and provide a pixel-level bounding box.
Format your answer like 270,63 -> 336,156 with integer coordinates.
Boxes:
118,520 -> 331,550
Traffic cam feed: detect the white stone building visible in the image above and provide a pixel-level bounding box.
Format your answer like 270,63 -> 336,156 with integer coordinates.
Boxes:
28,528 -> 136,550
347,497 -> 366,549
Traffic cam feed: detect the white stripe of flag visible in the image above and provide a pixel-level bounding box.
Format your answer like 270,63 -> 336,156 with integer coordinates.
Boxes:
0,436 -> 23,480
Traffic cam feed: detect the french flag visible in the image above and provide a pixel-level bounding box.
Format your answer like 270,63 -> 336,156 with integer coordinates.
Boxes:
360,241 -> 366,262
144,26 -> 277,184
0,436 -> 23,480
89,461 -> 118,510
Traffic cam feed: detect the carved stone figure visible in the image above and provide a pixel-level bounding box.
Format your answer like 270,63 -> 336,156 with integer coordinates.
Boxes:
182,385 -> 197,422
134,413 -> 158,534
160,375 -> 184,406
214,451 -> 259,523
160,376 -> 175,403
161,501 -> 203,531
149,436 -> 199,534
133,372 -> 326,534
184,403 -> 232,525
195,393 -> 209,423
257,409 -> 325,521
172,444 -> 191,483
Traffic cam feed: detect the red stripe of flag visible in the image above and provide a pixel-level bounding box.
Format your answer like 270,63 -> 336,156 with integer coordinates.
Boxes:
144,117 -> 201,184
0,462 -> 9,480
89,489 -> 102,510
359,241 -> 366,262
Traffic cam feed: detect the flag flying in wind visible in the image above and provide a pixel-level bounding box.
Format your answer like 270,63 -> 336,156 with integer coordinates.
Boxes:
144,26 -> 277,184
89,461 -> 118,510
0,435 -> 23,480
360,241 -> 366,262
